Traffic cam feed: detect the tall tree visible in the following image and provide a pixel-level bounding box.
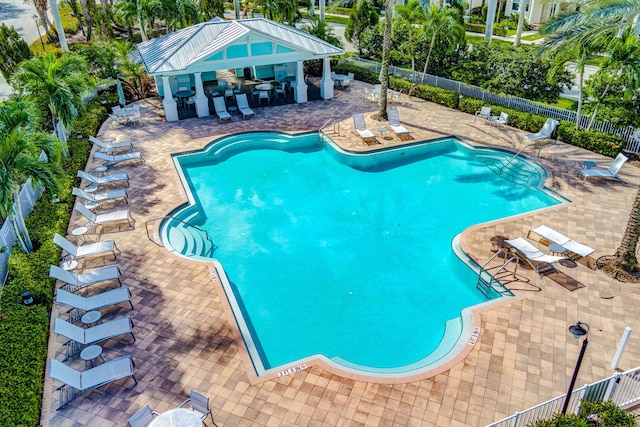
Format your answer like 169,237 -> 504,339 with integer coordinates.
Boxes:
0,24 -> 32,81
421,4 -> 464,79
377,0 -> 394,121
303,19 -> 343,47
160,0 -> 199,32
0,100 -> 62,252
394,0 -> 425,79
513,0 -> 528,46
345,0 -> 380,55
114,40 -> 149,99
11,53 -> 94,157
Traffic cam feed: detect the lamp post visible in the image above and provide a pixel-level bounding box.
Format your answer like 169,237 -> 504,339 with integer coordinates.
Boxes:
33,15 -> 45,53
561,321 -> 589,414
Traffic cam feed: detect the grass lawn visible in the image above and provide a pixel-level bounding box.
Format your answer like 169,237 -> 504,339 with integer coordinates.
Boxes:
522,33 -> 544,41
553,97 -> 577,110
585,56 -> 605,67
466,34 -> 512,47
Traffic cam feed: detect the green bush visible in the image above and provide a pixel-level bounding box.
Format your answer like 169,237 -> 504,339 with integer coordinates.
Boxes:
329,6 -> 352,15
579,400 -> 636,427
464,22 -> 508,36
389,77 -> 459,109
333,62 -> 379,84
557,122 -> 625,158
0,97 -> 108,426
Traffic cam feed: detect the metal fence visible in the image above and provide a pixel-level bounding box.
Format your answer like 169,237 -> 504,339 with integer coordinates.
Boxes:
341,57 -> 638,153
487,366 -> 640,426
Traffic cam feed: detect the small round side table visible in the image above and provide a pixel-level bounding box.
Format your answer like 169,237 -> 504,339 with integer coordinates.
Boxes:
81,310 -> 102,325
80,345 -> 104,367
71,226 -> 89,244
548,243 -> 566,256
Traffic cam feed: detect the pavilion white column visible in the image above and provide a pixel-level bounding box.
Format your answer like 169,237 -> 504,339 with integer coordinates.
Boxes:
194,72 -> 209,118
293,61 -> 308,103
162,75 -> 179,122
319,57 -> 334,100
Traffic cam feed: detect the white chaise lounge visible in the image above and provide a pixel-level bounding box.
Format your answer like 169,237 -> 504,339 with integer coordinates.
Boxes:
521,118 -> 559,145
75,203 -> 134,229
528,225 -> 596,261
49,264 -> 122,292
387,108 -> 411,139
72,187 -> 128,206
505,236 -> 566,278
235,93 -> 255,119
53,233 -> 118,261
579,153 -> 628,183
89,136 -> 133,153
55,287 -> 133,314
94,151 -> 143,166
77,170 -> 129,188
352,113 -> 376,144
54,317 -> 135,360
49,355 -> 136,410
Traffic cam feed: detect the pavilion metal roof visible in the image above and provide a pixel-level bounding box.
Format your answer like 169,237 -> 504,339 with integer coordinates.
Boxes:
136,17 -> 344,75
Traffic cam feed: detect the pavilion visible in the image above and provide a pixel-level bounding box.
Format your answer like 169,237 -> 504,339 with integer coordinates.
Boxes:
136,17 -> 345,122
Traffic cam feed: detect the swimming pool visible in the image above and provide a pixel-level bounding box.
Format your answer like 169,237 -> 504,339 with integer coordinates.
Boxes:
165,132 -> 562,380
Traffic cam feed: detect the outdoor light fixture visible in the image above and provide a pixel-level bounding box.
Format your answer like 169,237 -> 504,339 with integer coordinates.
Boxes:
22,291 -> 33,306
561,321 -> 589,414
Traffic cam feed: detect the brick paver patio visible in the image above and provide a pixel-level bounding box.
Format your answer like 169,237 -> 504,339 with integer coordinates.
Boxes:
42,81 -> 640,427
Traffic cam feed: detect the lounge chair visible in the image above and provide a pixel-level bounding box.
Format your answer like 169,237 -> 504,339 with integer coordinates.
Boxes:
128,405 -> 159,427
235,93 -> 256,119
528,225 -> 596,261
72,187 -> 128,207
179,390 -> 216,425
505,236 -> 566,278
75,203 -> 135,229
579,153 -> 628,183
53,233 -> 118,261
54,317 -> 135,360
213,97 -> 232,123
387,108 -> 411,139
352,113 -> 376,144
489,112 -> 509,129
94,151 -> 143,166
55,287 -> 133,313
521,118 -> 559,145
77,170 -> 129,188
89,136 -> 133,153
474,106 -> 492,123
49,264 -> 122,292
50,355 -> 136,410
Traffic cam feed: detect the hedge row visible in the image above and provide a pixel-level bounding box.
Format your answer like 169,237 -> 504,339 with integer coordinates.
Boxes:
464,22 -> 509,37
0,98 -> 108,426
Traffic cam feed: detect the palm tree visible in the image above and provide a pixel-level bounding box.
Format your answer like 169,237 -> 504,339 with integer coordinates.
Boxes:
513,0 -> 528,46
11,53 -> 94,157
0,100 -> 62,252
115,0 -> 160,41
303,19 -> 342,48
421,4 -> 464,80
160,0 -> 199,32
394,0 -> 425,80
114,40 -> 150,99
377,0 -> 394,121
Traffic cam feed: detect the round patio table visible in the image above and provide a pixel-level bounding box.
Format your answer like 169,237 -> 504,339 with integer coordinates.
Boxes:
255,83 -> 274,91
149,408 -> 201,427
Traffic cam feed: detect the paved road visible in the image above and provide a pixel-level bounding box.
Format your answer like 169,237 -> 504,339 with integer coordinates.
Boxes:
0,0 -> 40,99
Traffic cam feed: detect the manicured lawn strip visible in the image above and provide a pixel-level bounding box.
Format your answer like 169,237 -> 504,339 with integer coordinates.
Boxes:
0,98 -> 110,426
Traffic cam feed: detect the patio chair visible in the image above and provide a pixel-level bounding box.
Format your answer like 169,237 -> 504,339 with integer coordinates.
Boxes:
391,89 -> 402,104
352,113 -> 376,144
363,87 -> 375,102
213,96 -> 232,123
89,136 -> 133,153
75,203 -> 135,229
235,93 -> 255,119
179,390 -> 217,426
274,83 -> 286,98
258,90 -> 270,104
53,233 -> 118,261
94,151 -> 143,166
77,170 -> 130,188
54,317 -> 135,360
72,187 -> 128,206
505,236 -> 566,278
528,225 -> 596,261
109,114 -> 127,126
49,264 -> 122,292
50,355 -> 136,410
489,112 -> 509,129
341,78 -> 351,90
128,405 -> 159,427
474,106 -> 492,123
521,118 -> 559,145
387,108 -> 411,139
55,287 -> 133,313
579,153 -> 628,183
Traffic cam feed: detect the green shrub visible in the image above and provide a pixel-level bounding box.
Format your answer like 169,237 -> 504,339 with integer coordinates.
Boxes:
464,22 -> 508,36
329,6 -> 352,15
333,62 -> 379,84
389,77 -> 459,109
579,400 -> 636,427
557,122 -> 625,158
0,97 -> 108,426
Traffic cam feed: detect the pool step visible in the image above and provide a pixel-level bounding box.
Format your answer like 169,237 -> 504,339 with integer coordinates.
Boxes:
485,157 -> 541,188
167,219 -> 214,258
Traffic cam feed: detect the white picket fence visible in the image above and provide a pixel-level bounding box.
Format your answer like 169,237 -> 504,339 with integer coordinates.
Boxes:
487,366 -> 640,426
342,57 -> 640,154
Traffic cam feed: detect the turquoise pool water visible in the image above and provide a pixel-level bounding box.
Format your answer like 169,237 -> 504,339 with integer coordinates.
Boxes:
166,132 -> 562,377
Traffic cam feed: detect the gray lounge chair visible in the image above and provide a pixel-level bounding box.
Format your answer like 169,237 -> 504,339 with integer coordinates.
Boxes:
387,108 -> 410,138
528,225 -> 596,260
75,203 -> 135,229
521,118 -> 559,144
89,136 -> 133,153
53,233 -> 118,260
235,93 -> 255,119
50,355 -> 136,410
55,287 -> 133,313
72,187 -> 128,207
77,170 -> 130,188
213,96 -> 232,123
49,264 -> 122,292
94,151 -> 143,166
579,153 -> 628,183
54,317 -> 135,360
352,113 -> 376,144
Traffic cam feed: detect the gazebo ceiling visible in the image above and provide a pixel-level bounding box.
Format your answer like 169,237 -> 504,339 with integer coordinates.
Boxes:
136,17 -> 344,76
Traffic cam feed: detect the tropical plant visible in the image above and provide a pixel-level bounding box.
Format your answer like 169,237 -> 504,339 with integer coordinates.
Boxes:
115,0 -> 161,41
251,0 -> 299,25
11,53 -> 94,157
160,0 -> 199,32
0,24 -> 32,81
420,4 -> 464,79
199,0 -> 225,20
345,0 -> 380,54
113,40 -> 149,99
394,0 -> 424,78
71,43 -> 118,79
0,100 -> 63,252
303,19 -> 342,48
